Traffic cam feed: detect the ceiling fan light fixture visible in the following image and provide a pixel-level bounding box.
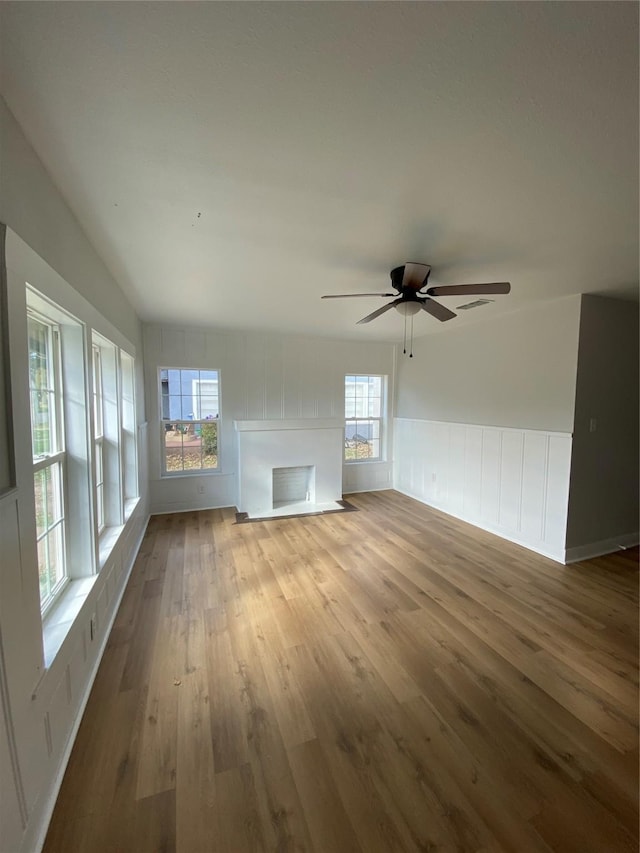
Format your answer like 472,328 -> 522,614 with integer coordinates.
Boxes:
394,301 -> 421,317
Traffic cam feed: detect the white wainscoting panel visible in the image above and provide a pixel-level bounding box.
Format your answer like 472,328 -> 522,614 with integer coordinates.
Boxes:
394,418 -> 572,563
343,461 -> 392,494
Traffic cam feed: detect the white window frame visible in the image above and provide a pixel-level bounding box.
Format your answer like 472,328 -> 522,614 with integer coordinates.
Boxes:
120,350 -> 138,510
92,343 -> 105,533
28,310 -> 68,614
159,368 -> 220,476
344,374 -> 385,463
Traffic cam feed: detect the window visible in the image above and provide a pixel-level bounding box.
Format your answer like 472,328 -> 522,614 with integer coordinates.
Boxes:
120,351 -> 138,506
92,332 -> 121,533
28,313 -> 67,612
160,368 -> 219,473
92,344 -> 105,532
344,374 -> 384,462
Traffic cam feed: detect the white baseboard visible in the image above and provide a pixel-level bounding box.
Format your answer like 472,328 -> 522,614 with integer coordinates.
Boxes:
27,514 -> 150,853
150,502 -> 236,516
564,532 -> 639,564
395,486 -> 566,564
342,486 -> 391,495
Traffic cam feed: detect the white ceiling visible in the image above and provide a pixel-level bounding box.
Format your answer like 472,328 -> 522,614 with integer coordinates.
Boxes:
1,2 -> 638,342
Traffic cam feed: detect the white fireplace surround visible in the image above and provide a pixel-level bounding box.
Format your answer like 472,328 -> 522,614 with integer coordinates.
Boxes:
235,418 -> 344,517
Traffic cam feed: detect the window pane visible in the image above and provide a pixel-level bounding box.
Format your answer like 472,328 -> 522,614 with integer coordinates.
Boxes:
46,463 -> 63,527
199,396 -> 218,419
345,419 -> 380,460
95,444 -> 103,484
48,523 -> 65,592
37,522 -> 65,610
181,397 -> 196,420
201,422 -> 218,469
165,395 -> 183,420
28,318 -> 49,390
38,537 -> 49,603
164,426 -> 185,472
345,376 -> 356,396
199,370 -> 218,384
181,424 -> 202,470
345,420 -> 358,460
369,376 -> 382,396
368,397 -> 381,417
34,469 -> 46,539
345,398 -> 356,418
30,390 -> 52,457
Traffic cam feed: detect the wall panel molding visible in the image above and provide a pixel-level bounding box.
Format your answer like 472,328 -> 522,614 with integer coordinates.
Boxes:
394,417 -> 572,563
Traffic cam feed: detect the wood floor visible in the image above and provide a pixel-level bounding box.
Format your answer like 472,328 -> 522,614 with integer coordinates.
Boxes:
44,491 -> 639,853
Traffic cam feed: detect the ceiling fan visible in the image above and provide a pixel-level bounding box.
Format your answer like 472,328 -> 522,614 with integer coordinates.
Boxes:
321,262 -> 511,324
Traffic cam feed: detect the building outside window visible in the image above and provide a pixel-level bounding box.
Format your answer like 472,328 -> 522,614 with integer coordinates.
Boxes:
28,313 -> 67,612
160,368 -> 219,473
344,374 -> 384,461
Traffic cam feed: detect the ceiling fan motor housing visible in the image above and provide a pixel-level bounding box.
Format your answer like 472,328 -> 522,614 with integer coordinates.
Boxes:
391,263 -> 431,293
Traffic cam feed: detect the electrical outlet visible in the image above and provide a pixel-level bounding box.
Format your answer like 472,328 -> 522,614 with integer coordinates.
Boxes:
431,472 -> 437,483
197,484 -> 205,495
589,418 -> 597,433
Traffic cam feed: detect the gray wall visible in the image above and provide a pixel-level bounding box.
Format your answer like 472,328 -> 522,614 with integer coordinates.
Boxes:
395,296 -> 582,432
566,295 -> 639,550
0,97 -> 140,346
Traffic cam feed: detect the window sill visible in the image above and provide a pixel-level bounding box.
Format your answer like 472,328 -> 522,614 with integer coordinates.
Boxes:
42,576 -> 97,667
99,526 -> 121,568
344,459 -> 385,465
124,496 -> 139,521
99,498 -> 140,567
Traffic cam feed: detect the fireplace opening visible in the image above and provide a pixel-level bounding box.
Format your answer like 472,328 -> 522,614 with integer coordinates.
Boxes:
272,465 -> 315,510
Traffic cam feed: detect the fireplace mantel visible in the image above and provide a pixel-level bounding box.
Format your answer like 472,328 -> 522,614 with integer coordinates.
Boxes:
234,418 -> 344,517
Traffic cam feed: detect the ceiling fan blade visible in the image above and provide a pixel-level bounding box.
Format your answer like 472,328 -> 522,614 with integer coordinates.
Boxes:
321,293 -> 395,299
419,297 -> 456,322
356,299 -> 402,324
426,282 -> 511,297
402,262 -> 431,291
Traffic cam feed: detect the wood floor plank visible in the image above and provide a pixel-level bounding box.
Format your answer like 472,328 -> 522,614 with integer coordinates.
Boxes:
43,492 -> 639,852
135,613 -> 182,799
175,616 -> 217,851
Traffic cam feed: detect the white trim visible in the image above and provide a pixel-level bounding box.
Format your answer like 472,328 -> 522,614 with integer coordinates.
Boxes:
234,418 -> 344,431
32,450 -> 65,473
394,416 -> 572,439
25,513 -> 149,853
150,503 -> 234,516
564,532 -> 640,564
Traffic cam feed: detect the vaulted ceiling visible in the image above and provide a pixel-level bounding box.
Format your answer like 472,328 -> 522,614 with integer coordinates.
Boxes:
1,2 -> 638,341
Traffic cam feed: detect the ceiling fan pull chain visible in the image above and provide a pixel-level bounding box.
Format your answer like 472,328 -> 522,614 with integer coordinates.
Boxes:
409,314 -> 414,358
403,312 -> 407,354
